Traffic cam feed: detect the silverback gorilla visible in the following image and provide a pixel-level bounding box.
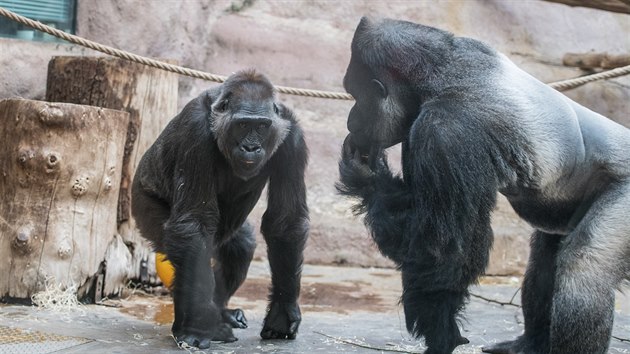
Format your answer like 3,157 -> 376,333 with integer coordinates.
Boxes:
132,70 -> 308,348
337,17 -> 630,354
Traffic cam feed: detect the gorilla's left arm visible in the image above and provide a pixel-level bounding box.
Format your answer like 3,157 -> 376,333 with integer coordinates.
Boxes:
260,117 -> 309,339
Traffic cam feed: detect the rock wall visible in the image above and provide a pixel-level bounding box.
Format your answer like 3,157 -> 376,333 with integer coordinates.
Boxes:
1,0 -> 628,274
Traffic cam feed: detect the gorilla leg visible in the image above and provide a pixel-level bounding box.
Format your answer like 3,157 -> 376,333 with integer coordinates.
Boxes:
483,231 -> 563,354
213,221 -> 257,329
130,182 -> 170,251
550,182 -> 630,353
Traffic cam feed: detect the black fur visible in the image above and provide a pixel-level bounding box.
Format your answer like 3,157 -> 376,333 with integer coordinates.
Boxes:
338,17 -> 630,354
132,70 -> 309,349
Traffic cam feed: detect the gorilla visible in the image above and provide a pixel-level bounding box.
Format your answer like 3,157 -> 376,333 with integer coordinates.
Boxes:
132,70 -> 309,348
337,17 -> 630,354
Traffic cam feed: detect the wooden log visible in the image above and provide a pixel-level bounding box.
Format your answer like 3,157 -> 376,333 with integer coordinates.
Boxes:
46,56 -> 178,294
563,53 -> 630,69
0,99 -> 129,300
541,0 -> 630,14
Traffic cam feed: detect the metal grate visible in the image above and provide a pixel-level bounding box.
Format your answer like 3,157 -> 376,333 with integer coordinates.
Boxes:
0,325 -> 92,354
0,0 -> 71,22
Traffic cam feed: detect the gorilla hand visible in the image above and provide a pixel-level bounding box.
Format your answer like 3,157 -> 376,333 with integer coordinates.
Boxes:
172,303 -> 237,349
222,308 -> 248,329
338,134 -> 389,199
260,302 -> 301,340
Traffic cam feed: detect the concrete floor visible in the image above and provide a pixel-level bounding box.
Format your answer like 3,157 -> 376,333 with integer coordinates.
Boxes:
1,261 -> 629,354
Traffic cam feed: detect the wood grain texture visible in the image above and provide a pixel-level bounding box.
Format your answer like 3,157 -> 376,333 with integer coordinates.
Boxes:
0,99 -> 129,300
542,0 -> 630,13
563,53 -> 630,69
46,56 -> 178,294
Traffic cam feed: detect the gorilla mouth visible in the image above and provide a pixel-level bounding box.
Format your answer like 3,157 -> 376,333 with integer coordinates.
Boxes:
239,159 -> 261,171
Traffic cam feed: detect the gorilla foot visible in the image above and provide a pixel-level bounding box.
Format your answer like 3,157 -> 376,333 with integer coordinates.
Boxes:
222,308 -> 248,329
173,323 -> 236,349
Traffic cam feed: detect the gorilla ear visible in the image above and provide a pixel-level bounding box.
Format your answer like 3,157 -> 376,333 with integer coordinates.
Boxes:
213,91 -> 232,112
371,79 -> 387,98
357,16 -> 373,33
204,88 -> 221,111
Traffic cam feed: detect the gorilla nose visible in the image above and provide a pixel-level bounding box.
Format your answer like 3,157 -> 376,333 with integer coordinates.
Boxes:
240,144 -> 261,153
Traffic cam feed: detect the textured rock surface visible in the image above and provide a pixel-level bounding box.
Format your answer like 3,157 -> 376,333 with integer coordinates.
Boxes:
1,0 -> 628,274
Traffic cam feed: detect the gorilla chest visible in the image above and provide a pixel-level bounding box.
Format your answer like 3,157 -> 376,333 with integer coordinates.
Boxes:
216,175 -> 267,236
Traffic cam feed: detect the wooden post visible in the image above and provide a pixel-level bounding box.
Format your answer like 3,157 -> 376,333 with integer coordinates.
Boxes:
540,0 -> 630,14
563,53 -> 630,70
46,56 -> 178,294
0,99 -> 129,300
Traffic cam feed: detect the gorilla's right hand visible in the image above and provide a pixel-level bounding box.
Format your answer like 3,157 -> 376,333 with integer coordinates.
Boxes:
260,301 -> 301,340
172,304 -> 237,349
338,134 -> 388,199
342,134 -> 374,176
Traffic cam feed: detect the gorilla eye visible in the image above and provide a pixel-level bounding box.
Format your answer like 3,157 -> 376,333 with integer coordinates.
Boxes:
216,99 -> 229,112
238,122 -> 247,129
371,79 -> 388,98
273,103 -> 280,114
259,122 -> 270,130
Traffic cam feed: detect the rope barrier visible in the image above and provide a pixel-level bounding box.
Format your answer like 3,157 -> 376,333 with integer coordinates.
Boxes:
0,7 -> 353,100
548,65 -> 630,91
1,6 -> 628,99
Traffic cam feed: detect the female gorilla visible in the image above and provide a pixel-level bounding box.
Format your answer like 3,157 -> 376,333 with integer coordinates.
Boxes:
132,70 -> 308,349
338,17 -> 630,354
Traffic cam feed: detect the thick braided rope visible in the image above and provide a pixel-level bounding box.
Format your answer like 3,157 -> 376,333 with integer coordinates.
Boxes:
548,65 -> 630,90
1,6 -> 628,98
0,7 -> 353,100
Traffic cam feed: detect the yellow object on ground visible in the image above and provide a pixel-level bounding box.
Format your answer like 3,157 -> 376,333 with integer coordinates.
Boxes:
155,252 -> 175,288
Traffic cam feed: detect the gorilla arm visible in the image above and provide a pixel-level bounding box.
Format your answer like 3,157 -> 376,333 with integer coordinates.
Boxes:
401,104 -> 501,352
160,136 -> 237,345
260,121 -> 309,340
339,101 -> 501,353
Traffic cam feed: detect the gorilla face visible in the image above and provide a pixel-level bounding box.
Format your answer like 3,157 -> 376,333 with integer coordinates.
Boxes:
227,113 -> 274,180
210,73 -> 290,180
343,56 -> 416,152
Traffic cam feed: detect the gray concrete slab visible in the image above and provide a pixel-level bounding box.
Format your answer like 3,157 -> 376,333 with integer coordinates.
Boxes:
1,261 -> 628,353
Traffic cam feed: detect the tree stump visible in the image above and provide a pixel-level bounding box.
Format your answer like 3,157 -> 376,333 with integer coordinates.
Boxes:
0,99 -> 129,300
46,56 -> 178,294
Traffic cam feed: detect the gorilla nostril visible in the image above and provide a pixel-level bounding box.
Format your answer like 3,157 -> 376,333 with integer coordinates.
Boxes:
241,144 -> 261,153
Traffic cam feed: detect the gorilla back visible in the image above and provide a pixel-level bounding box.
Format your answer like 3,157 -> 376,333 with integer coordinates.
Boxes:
132,70 -> 309,349
337,17 -> 630,354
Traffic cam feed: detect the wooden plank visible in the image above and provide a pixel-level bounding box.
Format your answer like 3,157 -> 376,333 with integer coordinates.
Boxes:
563,53 -> 630,69
541,0 -> 630,14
